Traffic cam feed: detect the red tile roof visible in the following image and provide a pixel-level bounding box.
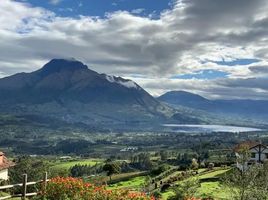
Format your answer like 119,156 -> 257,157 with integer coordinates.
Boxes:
0,156 -> 15,171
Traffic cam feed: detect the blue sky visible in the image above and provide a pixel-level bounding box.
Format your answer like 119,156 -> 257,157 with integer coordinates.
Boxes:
1,0 -> 268,99
172,70 -> 229,80
18,0 -> 171,18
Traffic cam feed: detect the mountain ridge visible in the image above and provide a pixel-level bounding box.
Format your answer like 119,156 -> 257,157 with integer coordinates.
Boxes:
0,59 -> 204,130
158,90 -> 268,123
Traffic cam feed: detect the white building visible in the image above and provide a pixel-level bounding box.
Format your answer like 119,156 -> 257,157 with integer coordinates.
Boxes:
234,141 -> 268,171
0,152 -> 15,180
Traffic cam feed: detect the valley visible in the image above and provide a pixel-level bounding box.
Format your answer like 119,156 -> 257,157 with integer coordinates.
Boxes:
0,59 -> 268,199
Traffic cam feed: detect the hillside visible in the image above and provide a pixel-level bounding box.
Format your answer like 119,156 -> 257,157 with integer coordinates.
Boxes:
0,59 -> 203,130
158,91 -> 268,123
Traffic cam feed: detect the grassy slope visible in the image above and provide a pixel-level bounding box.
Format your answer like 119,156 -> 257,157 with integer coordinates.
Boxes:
196,169 -> 231,200
161,168 -> 231,200
50,159 -> 103,170
196,181 -> 230,199
108,176 -> 146,190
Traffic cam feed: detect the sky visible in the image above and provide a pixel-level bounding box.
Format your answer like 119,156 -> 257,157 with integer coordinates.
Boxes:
0,0 -> 268,99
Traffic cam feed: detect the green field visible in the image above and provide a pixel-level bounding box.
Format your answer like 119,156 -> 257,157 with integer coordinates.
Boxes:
161,168 -> 231,200
51,159 -> 103,170
108,176 -> 146,190
199,169 -> 230,179
196,181 -> 231,199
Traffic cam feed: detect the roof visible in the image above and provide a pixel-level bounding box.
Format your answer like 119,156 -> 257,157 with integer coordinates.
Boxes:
233,141 -> 267,152
0,156 -> 15,171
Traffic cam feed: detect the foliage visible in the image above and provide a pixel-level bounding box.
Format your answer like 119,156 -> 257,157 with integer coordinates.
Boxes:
177,153 -> 193,170
103,162 -> 121,181
160,150 -> 169,161
9,156 -> 49,183
70,164 -> 92,177
49,167 -> 70,178
150,164 -> 171,176
130,153 -> 154,170
223,165 -> 268,200
38,177 -> 155,200
168,178 -> 200,200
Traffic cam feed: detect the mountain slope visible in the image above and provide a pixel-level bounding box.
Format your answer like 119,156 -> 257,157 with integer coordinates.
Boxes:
0,59 -> 204,130
158,91 -> 268,123
158,91 -> 209,107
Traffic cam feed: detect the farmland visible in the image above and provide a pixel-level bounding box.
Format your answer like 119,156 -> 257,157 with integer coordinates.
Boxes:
50,159 -> 103,170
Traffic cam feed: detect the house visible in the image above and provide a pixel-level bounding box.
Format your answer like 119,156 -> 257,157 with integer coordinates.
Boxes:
234,141 -> 268,171
0,152 -> 15,180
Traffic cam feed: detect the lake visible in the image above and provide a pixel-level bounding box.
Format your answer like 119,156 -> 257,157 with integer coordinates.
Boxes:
162,124 -> 262,133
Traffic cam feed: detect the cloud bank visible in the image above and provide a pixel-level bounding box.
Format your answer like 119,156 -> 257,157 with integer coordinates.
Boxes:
0,0 -> 268,99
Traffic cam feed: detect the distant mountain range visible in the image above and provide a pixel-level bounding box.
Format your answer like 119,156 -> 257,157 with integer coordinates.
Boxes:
158,91 -> 268,123
0,59 -> 204,130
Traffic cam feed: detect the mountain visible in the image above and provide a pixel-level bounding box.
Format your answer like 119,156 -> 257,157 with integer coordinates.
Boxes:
158,91 -> 209,106
0,59 -> 162,107
0,59 -> 202,130
158,91 -> 268,123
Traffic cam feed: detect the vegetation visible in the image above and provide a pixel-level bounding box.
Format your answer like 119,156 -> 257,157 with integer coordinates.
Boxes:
36,177 -> 154,200
51,159 -> 102,171
2,118 -> 268,199
103,162 -> 121,181
168,178 -> 200,200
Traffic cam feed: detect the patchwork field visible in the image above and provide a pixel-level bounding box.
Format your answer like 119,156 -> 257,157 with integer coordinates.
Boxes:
50,159 -> 103,170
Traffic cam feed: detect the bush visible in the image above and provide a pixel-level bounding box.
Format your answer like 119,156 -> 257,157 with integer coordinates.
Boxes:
38,177 -> 155,200
150,164 -> 170,176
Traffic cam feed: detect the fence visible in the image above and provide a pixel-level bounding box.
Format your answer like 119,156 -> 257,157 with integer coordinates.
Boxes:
0,172 -> 48,200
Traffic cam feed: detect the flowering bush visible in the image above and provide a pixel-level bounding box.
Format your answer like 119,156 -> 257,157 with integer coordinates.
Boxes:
39,177 -> 155,200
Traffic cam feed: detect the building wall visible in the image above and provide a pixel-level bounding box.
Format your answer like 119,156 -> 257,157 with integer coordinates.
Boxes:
249,148 -> 268,162
0,169 -> 8,180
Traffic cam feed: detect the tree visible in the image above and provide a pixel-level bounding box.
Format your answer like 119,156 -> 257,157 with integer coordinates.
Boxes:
224,165 -> 263,200
9,156 -> 49,183
9,156 -> 49,193
223,146 -> 268,200
177,153 -> 192,170
70,164 -> 92,177
160,150 -> 168,161
103,162 -> 121,182
168,178 -> 200,200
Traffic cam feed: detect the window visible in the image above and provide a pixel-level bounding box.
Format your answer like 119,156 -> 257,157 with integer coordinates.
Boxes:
251,153 -> 256,158
265,153 -> 268,159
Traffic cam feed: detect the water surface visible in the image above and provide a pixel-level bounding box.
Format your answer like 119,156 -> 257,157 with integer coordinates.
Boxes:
162,124 -> 262,133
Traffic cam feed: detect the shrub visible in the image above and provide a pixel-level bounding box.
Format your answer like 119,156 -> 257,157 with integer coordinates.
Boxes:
38,177 -> 155,200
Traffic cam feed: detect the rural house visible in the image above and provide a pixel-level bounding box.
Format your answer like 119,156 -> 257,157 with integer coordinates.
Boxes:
0,152 -> 15,180
234,141 -> 268,171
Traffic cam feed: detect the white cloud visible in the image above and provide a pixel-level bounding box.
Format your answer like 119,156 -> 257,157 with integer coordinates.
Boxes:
0,0 -> 268,99
49,0 -> 62,5
131,8 -> 145,14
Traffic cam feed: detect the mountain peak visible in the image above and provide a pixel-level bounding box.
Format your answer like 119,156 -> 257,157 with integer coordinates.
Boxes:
158,90 -> 208,104
38,58 -> 88,76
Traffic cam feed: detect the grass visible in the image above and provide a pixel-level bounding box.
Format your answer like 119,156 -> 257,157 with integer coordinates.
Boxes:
161,191 -> 175,200
0,192 -> 27,200
161,168 -> 231,200
50,159 -> 103,170
195,181 -> 231,200
108,176 -> 147,190
198,169 -> 230,179
104,171 -> 147,183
